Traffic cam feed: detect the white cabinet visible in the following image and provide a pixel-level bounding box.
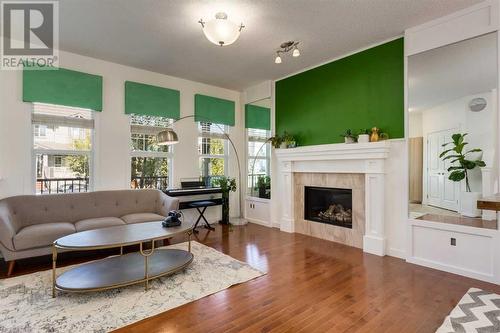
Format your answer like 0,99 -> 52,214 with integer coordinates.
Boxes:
245,197 -> 270,226
408,220 -> 499,283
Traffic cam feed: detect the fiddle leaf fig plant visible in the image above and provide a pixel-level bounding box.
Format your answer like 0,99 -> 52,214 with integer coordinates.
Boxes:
439,133 -> 486,192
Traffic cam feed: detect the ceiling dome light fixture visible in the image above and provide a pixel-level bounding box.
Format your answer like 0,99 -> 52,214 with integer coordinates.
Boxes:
198,12 -> 244,46
274,41 -> 300,64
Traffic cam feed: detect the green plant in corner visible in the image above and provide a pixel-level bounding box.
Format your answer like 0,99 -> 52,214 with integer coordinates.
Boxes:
213,176 -> 237,224
439,133 -> 485,192
256,175 -> 271,199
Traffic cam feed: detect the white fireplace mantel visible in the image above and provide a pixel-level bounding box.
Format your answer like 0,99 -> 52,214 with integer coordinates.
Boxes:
274,141 -> 391,256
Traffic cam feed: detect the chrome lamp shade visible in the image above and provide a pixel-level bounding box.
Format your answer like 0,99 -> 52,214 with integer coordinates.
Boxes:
157,129 -> 179,145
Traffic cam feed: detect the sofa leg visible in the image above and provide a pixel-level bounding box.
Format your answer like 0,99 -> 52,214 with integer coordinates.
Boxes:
7,260 -> 15,277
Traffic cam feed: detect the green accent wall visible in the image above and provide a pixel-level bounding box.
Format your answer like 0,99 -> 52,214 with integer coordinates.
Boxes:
23,67 -> 103,111
275,38 -> 404,146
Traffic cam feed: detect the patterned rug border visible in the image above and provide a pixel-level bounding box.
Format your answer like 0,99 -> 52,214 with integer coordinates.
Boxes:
436,287 -> 500,333
0,241 -> 266,333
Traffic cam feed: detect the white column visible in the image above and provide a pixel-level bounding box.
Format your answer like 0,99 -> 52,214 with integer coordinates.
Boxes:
363,173 -> 386,256
279,161 -> 295,233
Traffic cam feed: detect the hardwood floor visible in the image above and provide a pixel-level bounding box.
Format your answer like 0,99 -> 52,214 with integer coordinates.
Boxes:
2,222 -> 500,332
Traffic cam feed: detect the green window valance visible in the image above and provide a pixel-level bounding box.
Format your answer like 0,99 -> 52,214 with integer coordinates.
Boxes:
125,81 -> 180,119
194,94 -> 235,126
23,67 -> 103,111
245,104 -> 270,130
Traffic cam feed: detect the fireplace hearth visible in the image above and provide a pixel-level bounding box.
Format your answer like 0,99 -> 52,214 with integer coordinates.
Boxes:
304,186 -> 353,228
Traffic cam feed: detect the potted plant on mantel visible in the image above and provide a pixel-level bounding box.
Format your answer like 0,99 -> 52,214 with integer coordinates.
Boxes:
340,129 -> 357,144
270,132 -> 297,148
439,133 -> 486,217
358,129 -> 370,143
213,176 -> 237,224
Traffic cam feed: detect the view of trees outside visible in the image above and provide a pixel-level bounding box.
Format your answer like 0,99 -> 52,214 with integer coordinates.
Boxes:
130,114 -> 171,189
67,136 -> 91,177
199,137 -> 225,178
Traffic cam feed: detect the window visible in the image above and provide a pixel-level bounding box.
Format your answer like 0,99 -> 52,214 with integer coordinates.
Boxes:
198,122 -> 228,185
34,124 -> 47,137
247,128 -> 271,198
130,114 -> 173,190
33,103 -> 94,194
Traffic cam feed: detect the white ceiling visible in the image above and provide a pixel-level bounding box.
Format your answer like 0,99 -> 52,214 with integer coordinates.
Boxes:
408,32 -> 497,113
49,0 -> 485,90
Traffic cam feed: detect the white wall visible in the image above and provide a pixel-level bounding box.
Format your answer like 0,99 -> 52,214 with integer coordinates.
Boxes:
421,91 -> 497,193
0,50 -> 244,222
409,111 -> 423,138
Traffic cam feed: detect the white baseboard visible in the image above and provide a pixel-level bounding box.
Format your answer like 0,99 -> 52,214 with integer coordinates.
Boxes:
407,256 -> 498,284
387,247 -> 406,259
363,235 -> 385,256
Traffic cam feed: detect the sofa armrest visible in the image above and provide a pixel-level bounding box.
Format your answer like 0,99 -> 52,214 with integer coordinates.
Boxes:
158,191 -> 180,217
0,202 -> 17,251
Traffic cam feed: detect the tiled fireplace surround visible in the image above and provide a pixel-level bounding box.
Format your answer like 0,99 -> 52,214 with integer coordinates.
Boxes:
275,141 -> 391,256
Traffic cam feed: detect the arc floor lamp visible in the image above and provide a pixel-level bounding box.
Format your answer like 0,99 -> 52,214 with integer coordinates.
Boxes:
156,115 -> 244,222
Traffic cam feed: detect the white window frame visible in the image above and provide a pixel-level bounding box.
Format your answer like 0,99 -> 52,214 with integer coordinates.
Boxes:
31,103 -> 95,194
246,128 -> 271,196
129,115 -> 173,189
198,122 -> 229,179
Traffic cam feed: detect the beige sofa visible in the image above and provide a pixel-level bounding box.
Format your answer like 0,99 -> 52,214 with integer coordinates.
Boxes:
0,189 -> 178,275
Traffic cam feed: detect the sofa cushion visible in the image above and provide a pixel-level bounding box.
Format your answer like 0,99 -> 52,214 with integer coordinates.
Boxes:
13,222 -> 76,250
121,213 -> 165,224
75,217 -> 125,232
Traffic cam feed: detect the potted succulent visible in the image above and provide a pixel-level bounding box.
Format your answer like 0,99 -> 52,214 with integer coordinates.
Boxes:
213,176 -> 237,224
341,129 -> 357,144
439,133 -> 486,217
357,129 -> 370,143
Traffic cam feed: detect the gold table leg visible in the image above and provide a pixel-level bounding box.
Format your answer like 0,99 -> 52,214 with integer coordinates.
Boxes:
52,244 -> 57,298
139,240 -> 155,291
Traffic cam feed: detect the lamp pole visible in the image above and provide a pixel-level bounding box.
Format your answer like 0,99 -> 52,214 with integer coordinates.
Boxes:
159,115 -> 244,221
249,138 -> 272,197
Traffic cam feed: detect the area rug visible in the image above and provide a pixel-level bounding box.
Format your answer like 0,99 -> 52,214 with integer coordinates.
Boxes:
436,288 -> 500,332
0,241 -> 265,333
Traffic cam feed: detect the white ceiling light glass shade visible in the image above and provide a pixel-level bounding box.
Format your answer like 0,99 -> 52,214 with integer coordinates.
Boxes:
275,54 -> 282,64
199,12 -> 244,46
292,47 -> 300,57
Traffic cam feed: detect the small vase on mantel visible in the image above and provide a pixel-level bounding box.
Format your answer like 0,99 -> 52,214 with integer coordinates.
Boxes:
370,127 -> 380,142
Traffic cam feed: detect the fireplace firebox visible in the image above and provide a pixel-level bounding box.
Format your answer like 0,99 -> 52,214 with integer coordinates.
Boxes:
304,186 -> 353,228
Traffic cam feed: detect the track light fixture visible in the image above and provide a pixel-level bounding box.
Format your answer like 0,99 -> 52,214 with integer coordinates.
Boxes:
274,41 -> 300,64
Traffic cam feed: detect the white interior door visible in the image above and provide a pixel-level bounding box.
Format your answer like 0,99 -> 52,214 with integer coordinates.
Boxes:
426,129 -> 459,211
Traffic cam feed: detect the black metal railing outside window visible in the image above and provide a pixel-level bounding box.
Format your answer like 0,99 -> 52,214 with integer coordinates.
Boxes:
130,176 -> 169,190
36,177 -> 89,194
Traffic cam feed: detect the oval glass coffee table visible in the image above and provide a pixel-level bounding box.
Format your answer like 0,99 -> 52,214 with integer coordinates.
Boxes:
51,221 -> 193,297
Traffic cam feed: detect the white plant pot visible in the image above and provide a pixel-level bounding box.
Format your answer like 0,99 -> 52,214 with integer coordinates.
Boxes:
358,134 -> 370,143
459,191 -> 482,217
344,137 -> 356,144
